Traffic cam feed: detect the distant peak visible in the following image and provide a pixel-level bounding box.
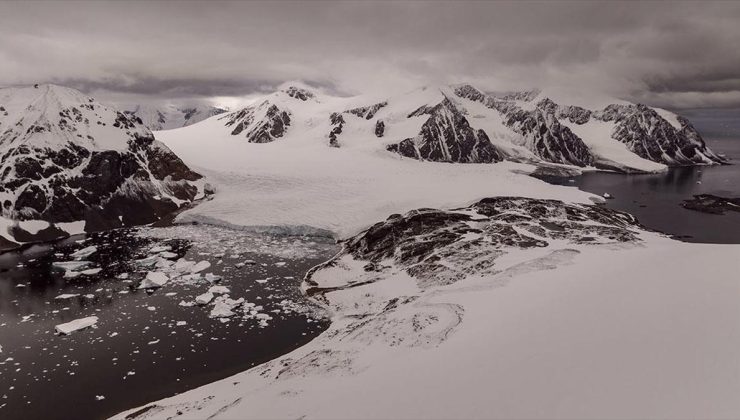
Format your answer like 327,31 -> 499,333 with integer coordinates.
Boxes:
282,85 -> 315,101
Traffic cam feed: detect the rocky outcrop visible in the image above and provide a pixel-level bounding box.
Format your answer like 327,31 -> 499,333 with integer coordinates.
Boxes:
387,98 -> 502,163
593,104 -> 723,165
306,197 -> 642,291
453,84 -> 723,168
283,86 -> 315,101
375,120 -> 385,138
328,113 -> 344,148
681,194 -> 740,215
504,106 -> 594,166
454,86 -> 593,166
345,102 -> 387,120
221,101 -> 291,143
0,84 -> 204,245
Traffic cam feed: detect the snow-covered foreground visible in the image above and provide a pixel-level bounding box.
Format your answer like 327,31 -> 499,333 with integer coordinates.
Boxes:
113,226 -> 740,419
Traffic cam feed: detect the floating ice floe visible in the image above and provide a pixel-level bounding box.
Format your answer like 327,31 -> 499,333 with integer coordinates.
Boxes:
195,292 -> 214,305
80,268 -> 102,276
55,316 -> 98,335
603,192 -> 613,199
159,251 -> 178,259
52,261 -> 92,272
209,296 -> 244,318
174,259 -> 196,273
138,271 -> 169,289
149,245 -> 172,253
70,245 -> 97,259
208,285 -> 230,295
205,273 -> 222,283
191,260 -> 211,273
135,256 -> 160,268
54,294 -> 80,300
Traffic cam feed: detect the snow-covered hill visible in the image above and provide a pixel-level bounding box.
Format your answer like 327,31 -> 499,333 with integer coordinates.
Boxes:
124,104 -> 227,131
0,84 -> 206,248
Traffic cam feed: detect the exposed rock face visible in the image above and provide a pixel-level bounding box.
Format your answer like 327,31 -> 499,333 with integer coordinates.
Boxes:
328,113 -> 344,148
593,104 -> 721,165
283,86 -> 315,101
454,85 -> 593,166
0,84 -> 203,245
375,120 -> 385,138
306,197 -> 642,292
345,101 -> 387,120
387,98 -> 502,163
504,105 -> 594,166
453,84 -> 723,168
221,101 -> 291,143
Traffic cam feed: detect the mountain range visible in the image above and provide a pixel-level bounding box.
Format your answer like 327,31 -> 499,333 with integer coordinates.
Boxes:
124,104 -> 228,131
0,82 -> 724,247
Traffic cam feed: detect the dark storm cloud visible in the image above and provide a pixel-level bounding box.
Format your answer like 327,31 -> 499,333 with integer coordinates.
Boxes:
1,0 -> 739,109
54,76 -> 280,98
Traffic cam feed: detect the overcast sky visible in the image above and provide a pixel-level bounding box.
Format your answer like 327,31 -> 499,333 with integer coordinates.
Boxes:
1,0 -> 739,110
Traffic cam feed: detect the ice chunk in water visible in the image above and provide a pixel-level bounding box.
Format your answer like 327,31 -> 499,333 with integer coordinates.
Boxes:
191,260 -> 211,273
70,245 -> 97,259
52,261 -> 91,272
54,294 -> 80,300
138,271 -> 169,289
195,292 -> 214,305
55,316 -> 98,335
208,285 -> 230,295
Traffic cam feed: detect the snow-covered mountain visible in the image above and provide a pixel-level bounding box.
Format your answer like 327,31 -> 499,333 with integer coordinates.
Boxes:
0,84 -> 206,248
186,83 -> 722,174
124,104 -> 227,131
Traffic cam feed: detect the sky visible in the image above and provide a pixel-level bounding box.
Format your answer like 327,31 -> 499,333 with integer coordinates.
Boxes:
1,0 -> 740,111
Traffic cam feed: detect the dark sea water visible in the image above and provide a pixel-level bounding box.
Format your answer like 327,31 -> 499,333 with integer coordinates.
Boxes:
538,137 -> 740,244
0,225 -> 338,420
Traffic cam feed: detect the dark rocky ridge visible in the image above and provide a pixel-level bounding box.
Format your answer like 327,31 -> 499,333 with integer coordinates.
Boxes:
306,197 -> 643,292
593,104 -> 722,165
681,194 -> 740,215
453,84 -> 724,168
387,98 -> 503,163
221,101 -> 291,143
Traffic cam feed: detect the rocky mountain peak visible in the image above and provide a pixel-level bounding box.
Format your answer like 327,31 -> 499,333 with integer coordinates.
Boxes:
0,84 -> 204,248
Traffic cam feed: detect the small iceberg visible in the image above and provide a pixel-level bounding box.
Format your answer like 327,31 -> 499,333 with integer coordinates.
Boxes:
55,316 -> 99,335
52,260 -> 92,272
191,260 -> 211,273
54,293 -> 80,300
138,271 -> 169,289
70,245 -> 97,259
